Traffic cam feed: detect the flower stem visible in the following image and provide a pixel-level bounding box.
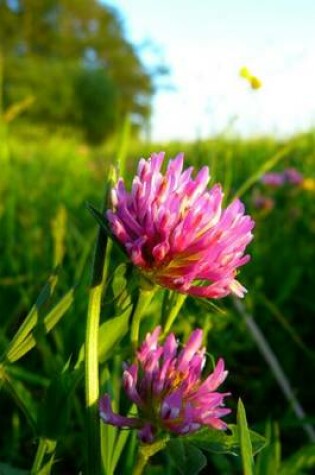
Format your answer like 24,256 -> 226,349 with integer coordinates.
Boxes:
132,450 -> 147,475
132,437 -> 169,475
31,437 -> 56,474
162,292 -> 186,336
130,288 -> 155,352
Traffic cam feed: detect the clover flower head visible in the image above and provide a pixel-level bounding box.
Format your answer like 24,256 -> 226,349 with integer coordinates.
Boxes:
261,172 -> 285,187
107,152 -> 254,299
100,326 -> 231,443
252,193 -> 275,211
283,167 -> 303,185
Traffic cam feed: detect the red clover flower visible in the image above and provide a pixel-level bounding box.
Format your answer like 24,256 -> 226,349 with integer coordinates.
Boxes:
100,326 -> 231,443
107,152 -> 254,299
261,172 -> 285,187
261,168 -> 303,187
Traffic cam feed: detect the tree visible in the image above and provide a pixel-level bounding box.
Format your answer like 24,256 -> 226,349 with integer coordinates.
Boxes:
0,0 -> 155,142
74,67 -> 118,143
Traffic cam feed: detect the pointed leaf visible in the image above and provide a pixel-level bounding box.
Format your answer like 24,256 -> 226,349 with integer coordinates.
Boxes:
3,269 -> 60,362
2,374 -> 37,432
86,202 -> 112,237
6,288 -> 74,363
237,399 -> 254,475
86,202 -> 127,258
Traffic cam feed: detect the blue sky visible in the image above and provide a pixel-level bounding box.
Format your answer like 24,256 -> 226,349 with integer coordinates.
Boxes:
105,0 -> 315,141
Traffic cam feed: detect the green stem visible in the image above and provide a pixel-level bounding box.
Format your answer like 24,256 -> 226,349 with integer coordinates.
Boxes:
31,437 -> 56,474
130,288 -> 155,352
85,199 -> 109,474
132,450 -> 147,475
162,292 -> 186,336
132,437 -> 169,475
85,287 -> 103,474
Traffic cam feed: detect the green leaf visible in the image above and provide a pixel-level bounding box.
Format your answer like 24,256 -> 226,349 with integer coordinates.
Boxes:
237,399 -> 254,475
98,309 -> 131,363
184,424 -> 266,457
6,365 -> 50,387
86,202 -> 127,257
3,269 -> 60,362
86,202 -> 112,237
161,291 -> 187,335
167,439 -> 207,475
279,444 -> 315,475
111,264 -> 129,300
111,262 -> 138,313
76,306 -> 132,368
100,420 -> 117,475
51,205 -> 67,267
6,288 -> 75,363
255,421 -> 281,475
2,374 -> 37,432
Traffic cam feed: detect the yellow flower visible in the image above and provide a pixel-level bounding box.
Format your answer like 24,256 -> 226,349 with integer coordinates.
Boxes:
249,76 -> 262,89
301,178 -> 315,191
239,66 -> 262,90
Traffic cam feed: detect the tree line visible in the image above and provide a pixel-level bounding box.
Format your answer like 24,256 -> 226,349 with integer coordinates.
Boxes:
0,0 -> 160,142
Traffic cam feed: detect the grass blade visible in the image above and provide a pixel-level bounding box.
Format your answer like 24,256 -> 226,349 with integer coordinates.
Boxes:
6,288 -> 75,363
3,269 -> 59,362
237,399 -> 254,475
232,142 -> 294,199
255,421 -> 281,475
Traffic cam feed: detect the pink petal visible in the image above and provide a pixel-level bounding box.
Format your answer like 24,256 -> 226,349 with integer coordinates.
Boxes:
99,394 -> 140,428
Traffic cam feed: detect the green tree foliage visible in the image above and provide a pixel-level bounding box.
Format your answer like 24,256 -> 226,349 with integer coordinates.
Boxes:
4,56 -> 79,124
74,67 -> 118,143
0,0 -> 154,142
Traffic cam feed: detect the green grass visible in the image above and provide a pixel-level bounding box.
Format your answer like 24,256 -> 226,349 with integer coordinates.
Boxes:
1,125 -> 315,473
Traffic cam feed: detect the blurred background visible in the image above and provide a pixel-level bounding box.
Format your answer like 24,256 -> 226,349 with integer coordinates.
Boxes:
1,0 -> 315,473
107,0 -> 315,141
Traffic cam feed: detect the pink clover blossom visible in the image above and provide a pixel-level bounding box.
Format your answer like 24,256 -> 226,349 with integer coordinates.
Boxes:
107,152 -> 254,299
100,326 -> 231,442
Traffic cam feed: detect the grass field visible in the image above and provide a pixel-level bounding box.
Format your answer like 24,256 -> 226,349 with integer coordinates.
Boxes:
1,124 -> 315,473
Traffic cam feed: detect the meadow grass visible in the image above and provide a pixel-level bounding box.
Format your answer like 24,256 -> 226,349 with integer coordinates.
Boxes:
1,126 -> 315,473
